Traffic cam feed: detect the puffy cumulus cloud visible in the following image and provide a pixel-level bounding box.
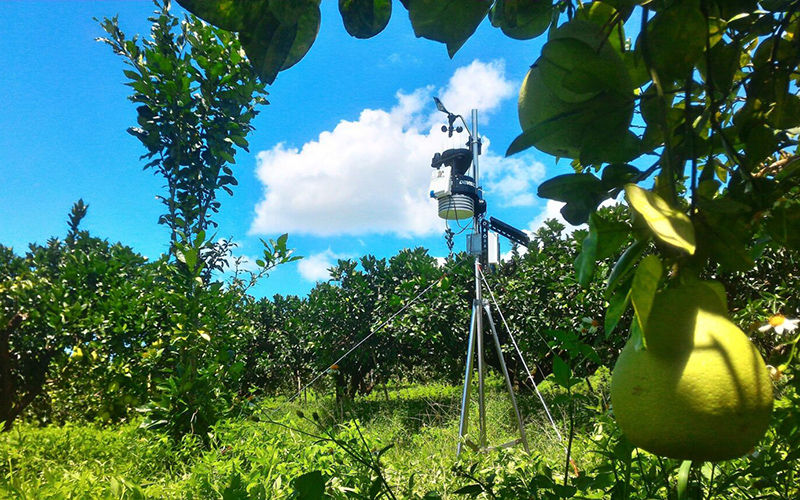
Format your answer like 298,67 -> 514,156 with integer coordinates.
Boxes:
251,107 -> 441,237
436,60 -> 516,121
297,249 -> 351,283
482,152 -> 545,207
250,59 -> 531,238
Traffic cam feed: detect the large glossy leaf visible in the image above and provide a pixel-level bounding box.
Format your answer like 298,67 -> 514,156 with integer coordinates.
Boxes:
552,354 -> 572,388
694,210 -> 754,271
239,1 -> 321,83
339,0 -> 392,38
536,173 -> 608,225
489,0 -> 552,40
624,184 -> 696,254
605,275 -> 631,337
606,238 -> 647,295
594,214 -> 631,260
699,41 -> 740,94
404,0 -> 491,57
601,163 -> 641,190
630,254 -> 662,340
575,226 -> 598,288
176,0 -> 258,31
292,470 -> 326,499
575,212 -> 630,287
537,174 -> 603,203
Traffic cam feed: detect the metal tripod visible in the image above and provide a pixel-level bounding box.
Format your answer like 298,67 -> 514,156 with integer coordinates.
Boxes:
456,260 -> 530,455
456,110 -> 529,456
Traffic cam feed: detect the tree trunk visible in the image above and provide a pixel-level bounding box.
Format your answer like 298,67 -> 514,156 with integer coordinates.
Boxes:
0,313 -> 23,432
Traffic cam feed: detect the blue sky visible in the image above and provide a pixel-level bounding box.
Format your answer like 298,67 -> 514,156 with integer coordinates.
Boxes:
1,1 -> 577,298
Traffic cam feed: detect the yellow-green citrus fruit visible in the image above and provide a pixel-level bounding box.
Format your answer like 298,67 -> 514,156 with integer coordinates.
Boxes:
517,20 -> 634,159
611,282 -> 773,461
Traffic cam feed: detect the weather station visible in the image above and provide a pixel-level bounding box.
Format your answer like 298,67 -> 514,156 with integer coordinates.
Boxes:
277,99 -> 561,458
428,98 -> 533,456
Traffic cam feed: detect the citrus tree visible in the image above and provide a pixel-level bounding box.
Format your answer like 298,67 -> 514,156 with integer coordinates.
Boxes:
0,202 -> 154,430
98,1 -> 300,442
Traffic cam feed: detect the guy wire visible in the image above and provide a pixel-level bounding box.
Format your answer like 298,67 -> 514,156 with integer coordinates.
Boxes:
478,265 -> 564,442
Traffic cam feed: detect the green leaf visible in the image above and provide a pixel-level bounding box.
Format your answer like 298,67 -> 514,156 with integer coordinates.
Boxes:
176,0 -> 254,32
575,212 -> 628,286
630,254 -> 662,337
601,163 -> 641,190
453,484 -> 484,495
606,240 -> 649,296
277,233 -> 289,248
742,123 -> 778,166
700,41 -> 740,93
694,213 -> 754,271
229,134 -> 249,148
339,0 -> 392,38
536,173 -> 606,225
240,1 -> 321,84
629,312 -> 646,351
368,476 -> 383,498
592,212 -> 631,260
677,460 -> 692,500
292,470 -> 326,499
489,0 -> 552,40
575,226 -> 598,288
552,354 -> 572,388
404,0 -> 491,57
537,173 -> 603,203
624,184 -> 696,254
175,247 -> 198,271
552,484 -> 578,498
605,278 -> 631,337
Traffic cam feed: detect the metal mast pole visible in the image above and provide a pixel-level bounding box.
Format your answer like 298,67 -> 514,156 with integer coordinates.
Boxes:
470,109 -> 487,449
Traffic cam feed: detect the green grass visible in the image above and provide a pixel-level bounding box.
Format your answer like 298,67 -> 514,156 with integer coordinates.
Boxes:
0,380 -> 582,498
2,371 -> 796,499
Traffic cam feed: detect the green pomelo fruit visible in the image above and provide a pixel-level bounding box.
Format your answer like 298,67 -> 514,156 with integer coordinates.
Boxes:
517,20 -> 634,160
518,67 -> 635,160
611,282 -> 773,461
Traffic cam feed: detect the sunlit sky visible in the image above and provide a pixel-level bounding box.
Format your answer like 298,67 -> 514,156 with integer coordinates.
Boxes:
1,1 -> 582,298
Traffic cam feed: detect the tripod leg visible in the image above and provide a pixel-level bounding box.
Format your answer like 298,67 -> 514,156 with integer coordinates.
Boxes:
457,302 -> 478,456
476,300 -> 487,449
483,302 -> 530,453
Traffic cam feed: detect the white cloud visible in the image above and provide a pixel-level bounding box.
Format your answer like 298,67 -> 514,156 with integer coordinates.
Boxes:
482,152 -> 545,207
437,60 -> 516,122
249,59 -> 531,238
528,200 -> 573,232
297,249 -> 351,282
